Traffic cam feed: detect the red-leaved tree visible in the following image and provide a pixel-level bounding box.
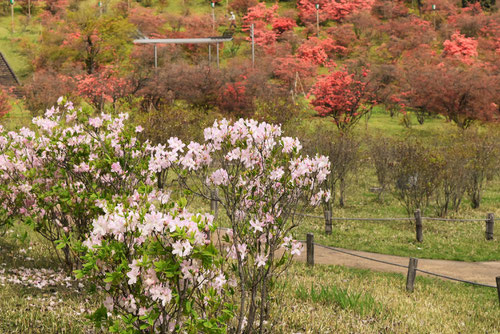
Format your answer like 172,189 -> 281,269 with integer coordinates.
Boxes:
242,3 -> 279,53
272,17 -> 297,35
76,66 -> 133,109
399,61 -> 499,128
443,31 -> 478,64
0,89 -> 11,118
297,0 -> 374,24
309,66 -> 373,132
297,37 -> 347,65
272,55 -> 317,90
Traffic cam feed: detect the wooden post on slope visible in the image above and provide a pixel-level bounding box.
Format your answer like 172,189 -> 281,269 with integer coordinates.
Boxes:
486,213 -> 494,240
306,233 -> 314,266
415,209 -> 423,242
496,276 -> 500,306
406,257 -> 418,292
324,210 -> 332,235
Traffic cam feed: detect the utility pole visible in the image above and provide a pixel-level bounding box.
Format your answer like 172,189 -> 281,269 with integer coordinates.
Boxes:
28,0 -> 31,19
216,42 -> 220,68
10,0 -> 14,34
315,3 -> 320,37
432,4 -> 436,29
154,44 -> 157,69
211,2 -> 216,32
251,23 -> 255,68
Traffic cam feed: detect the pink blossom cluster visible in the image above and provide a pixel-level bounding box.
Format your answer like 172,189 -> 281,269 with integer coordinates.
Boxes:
81,190 -> 229,332
0,99 -> 165,268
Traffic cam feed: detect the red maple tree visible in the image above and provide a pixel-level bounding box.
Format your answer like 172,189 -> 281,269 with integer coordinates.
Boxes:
0,89 -> 11,118
297,0 -> 374,24
297,37 -> 347,65
443,31 -> 478,64
309,66 -> 372,132
272,17 -> 297,35
76,66 -> 133,109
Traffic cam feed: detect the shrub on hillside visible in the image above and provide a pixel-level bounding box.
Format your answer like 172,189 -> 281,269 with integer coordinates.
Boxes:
302,127 -> 362,209
0,89 -> 11,118
462,129 -> 499,209
139,63 -> 223,110
22,71 -> 77,115
309,65 -> 373,133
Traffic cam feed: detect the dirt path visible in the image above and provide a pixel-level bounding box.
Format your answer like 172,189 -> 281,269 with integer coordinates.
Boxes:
295,243 -> 500,287
213,230 -> 500,286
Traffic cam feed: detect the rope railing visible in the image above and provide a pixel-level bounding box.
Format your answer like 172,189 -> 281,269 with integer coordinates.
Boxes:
302,235 -> 499,292
415,268 -> 496,289
295,210 -> 495,242
314,243 -> 408,269
421,217 -> 486,222
296,212 -> 488,223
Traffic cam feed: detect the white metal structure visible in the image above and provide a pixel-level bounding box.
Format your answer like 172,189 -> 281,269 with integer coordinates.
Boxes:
133,36 -> 234,68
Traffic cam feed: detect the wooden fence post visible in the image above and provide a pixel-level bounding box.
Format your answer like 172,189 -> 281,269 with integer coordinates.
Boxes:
406,257 -> 419,292
209,190 -> 219,240
415,209 -> 423,242
496,276 -> 500,306
324,210 -> 332,235
307,233 -> 314,266
486,213 -> 494,240
210,190 -> 219,221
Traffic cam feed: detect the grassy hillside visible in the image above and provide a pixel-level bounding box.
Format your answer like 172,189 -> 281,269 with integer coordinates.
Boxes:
1,225 -> 498,333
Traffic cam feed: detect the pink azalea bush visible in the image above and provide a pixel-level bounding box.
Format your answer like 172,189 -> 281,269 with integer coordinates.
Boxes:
0,98 -> 156,268
173,119 -> 330,333
1,101 -> 331,333
77,193 -> 233,333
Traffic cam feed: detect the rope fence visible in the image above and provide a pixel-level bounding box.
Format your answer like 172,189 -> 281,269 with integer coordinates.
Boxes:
209,199 -> 500,303
295,209 -> 495,242
302,234 -> 500,304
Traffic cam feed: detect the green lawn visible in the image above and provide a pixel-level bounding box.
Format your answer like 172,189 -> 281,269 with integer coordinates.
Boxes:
1,226 -> 498,333
0,10 -> 40,79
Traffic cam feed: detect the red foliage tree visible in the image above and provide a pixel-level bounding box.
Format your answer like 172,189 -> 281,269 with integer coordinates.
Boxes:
76,66 -> 133,109
272,55 -> 317,89
217,80 -> 254,116
379,17 -> 436,58
128,7 -> 167,38
242,4 -> 279,54
272,17 -> 297,35
297,37 -> 347,65
297,0 -> 374,24
0,89 -> 11,118
309,66 -> 372,132
22,71 -> 76,114
399,60 -> 499,128
243,3 -> 278,24
443,31 -> 478,64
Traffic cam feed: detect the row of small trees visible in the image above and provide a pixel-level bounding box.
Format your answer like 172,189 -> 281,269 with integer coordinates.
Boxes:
300,126 -> 499,216
0,100 -> 330,333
